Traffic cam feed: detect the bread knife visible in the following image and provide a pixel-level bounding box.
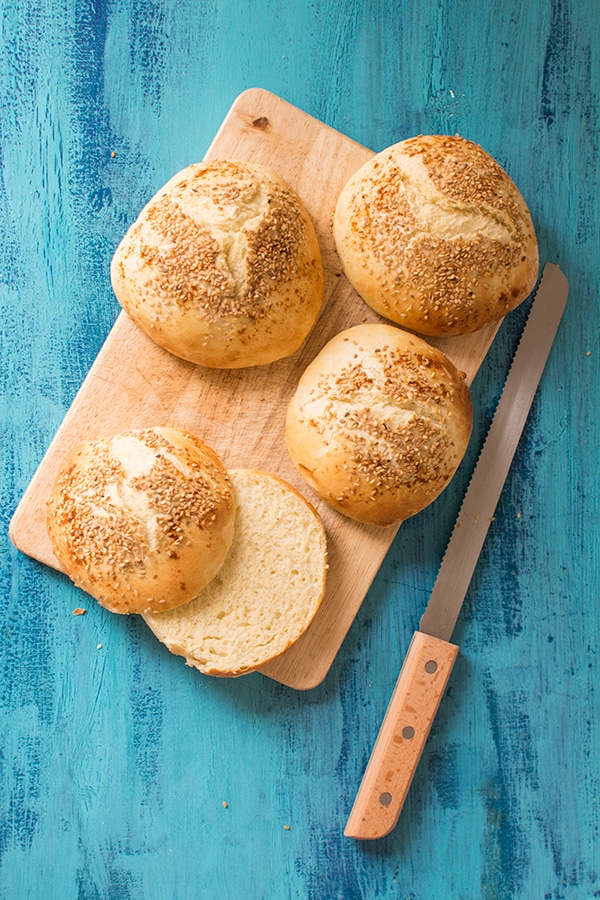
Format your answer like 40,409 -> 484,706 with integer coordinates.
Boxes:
345,262 -> 569,840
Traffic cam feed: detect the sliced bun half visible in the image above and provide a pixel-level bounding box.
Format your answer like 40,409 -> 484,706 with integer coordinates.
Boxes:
143,469 -> 328,677
46,428 -> 235,615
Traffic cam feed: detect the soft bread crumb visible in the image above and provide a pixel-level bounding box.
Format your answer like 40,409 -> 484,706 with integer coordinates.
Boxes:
143,470 -> 328,677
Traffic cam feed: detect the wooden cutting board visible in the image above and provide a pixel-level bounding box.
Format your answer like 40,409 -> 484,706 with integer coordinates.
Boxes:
9,88 -> 501,690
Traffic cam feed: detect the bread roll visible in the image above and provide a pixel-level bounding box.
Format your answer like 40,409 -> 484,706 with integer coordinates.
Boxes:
285,323 -> 472,526
46,428 -> 235,615
111,159 -> 324,368
143,469 -> 328,677
333,134 -> 538,335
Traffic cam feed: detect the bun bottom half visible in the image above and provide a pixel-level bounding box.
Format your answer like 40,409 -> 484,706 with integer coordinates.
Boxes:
143,469 -> 328,677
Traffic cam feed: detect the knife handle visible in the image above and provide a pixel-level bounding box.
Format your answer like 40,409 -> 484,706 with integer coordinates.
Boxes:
345,631 -> 459,840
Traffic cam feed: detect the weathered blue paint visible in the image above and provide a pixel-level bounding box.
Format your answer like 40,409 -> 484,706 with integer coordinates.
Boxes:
1,0 -> 599,897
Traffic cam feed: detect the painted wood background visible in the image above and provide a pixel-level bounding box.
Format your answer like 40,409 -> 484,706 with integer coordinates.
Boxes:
1,0 -> 598,897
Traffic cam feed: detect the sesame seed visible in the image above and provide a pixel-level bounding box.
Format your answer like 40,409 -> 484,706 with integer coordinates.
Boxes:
50,430 -> 232,598
136,162 -> 307,325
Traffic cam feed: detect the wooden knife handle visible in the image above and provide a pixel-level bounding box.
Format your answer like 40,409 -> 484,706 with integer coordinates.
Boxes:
345,631 -> 459,840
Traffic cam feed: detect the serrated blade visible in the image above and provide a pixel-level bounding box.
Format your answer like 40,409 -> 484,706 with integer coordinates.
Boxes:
419,262 -> 569,641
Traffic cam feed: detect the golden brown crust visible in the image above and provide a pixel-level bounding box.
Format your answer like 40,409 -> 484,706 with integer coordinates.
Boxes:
46,428 -> 235,614
285,324 -> 473,525
111,160 -> 324,368
333,135 -> 539,336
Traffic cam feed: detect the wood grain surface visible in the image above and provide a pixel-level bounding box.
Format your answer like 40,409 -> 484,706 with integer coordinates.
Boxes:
1,0 -> 598,897
9,88 -> 501,690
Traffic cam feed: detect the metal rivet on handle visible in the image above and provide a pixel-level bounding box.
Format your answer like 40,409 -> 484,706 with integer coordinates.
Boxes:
379,792 -> 392,807
424,660 -> 438,674
402,726 -> 415,740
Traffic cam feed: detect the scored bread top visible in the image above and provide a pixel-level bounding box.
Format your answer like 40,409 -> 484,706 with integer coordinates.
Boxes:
143,469 -> 328,677
111,159 -> 324,368
46,428 -> 235,615
285,323 -> 473,526
333,134 -> 539,335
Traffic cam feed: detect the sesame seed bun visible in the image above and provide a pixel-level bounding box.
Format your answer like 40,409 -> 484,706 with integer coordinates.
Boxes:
333,134 -> 539,335
285,323 -> 473,526
111,159 -> 324,368
46,428 -> 235,615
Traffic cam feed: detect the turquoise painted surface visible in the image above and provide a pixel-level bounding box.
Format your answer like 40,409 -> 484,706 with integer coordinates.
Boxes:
1,0 -> 598,897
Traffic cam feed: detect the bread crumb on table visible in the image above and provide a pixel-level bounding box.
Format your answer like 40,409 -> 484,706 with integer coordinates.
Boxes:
72,608 -> 86,616
222,801 -> 229,809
